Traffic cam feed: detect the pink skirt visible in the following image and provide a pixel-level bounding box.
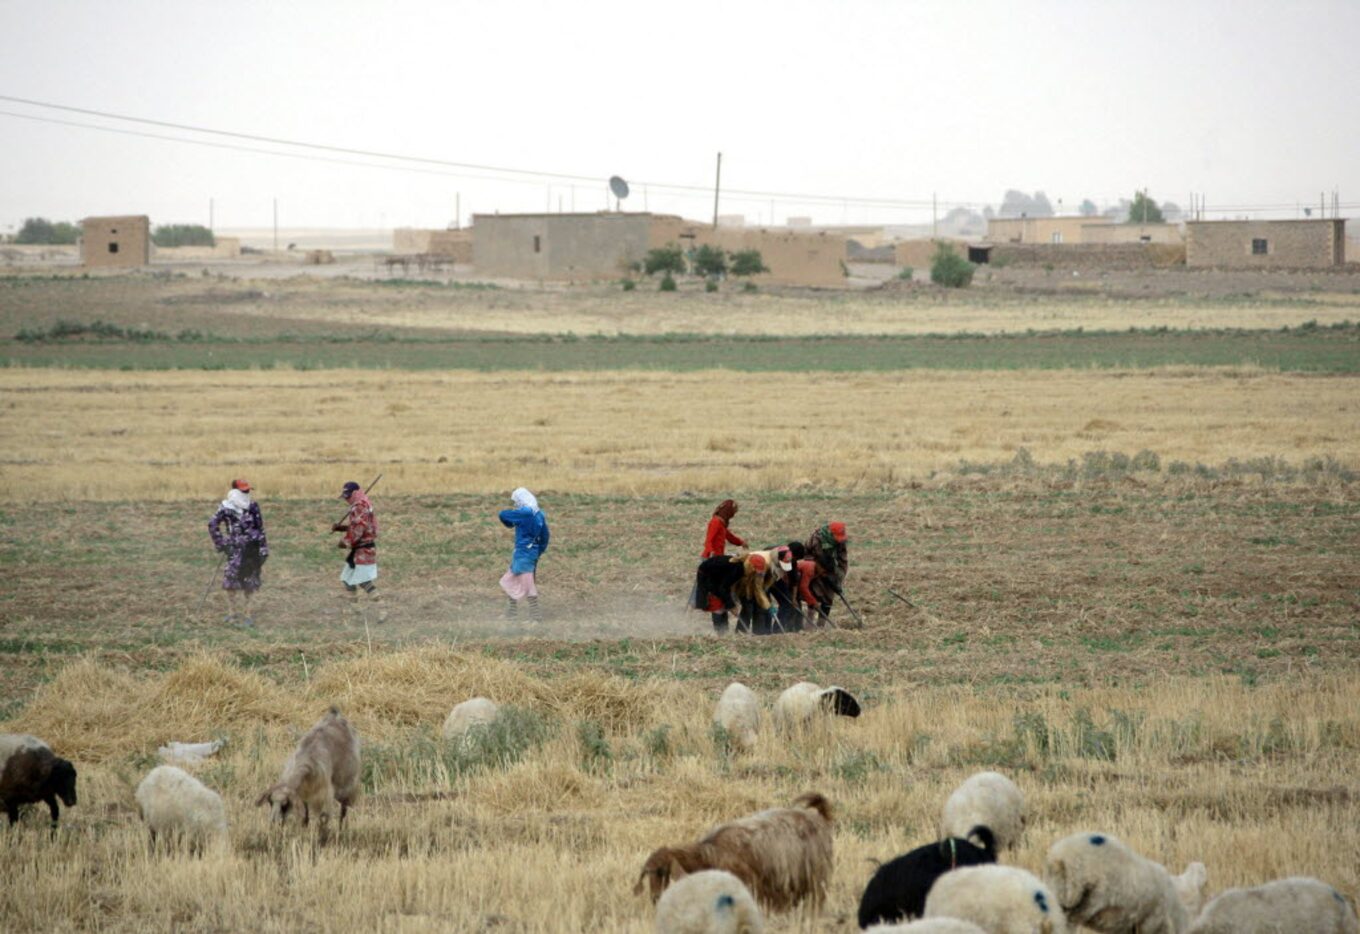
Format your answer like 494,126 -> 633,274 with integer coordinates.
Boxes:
499,570 -> 538,600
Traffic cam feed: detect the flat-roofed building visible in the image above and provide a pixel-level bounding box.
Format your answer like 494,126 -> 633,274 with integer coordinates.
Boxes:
1186,219 -> 1346,268
81,215 -> 150,268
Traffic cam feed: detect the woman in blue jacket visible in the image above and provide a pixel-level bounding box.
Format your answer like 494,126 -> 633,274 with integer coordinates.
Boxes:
499,487 -> 550,621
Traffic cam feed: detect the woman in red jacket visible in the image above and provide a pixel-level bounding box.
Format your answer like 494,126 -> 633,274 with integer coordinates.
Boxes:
701,499 -> 746,558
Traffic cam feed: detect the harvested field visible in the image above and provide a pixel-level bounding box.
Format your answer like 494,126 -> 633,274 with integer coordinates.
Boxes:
2,367 -> 1357,501
3,269 -> 1358,931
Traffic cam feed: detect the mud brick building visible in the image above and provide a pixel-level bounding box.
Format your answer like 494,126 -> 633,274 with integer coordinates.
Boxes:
1186,219 -> 1346,268
80,215 -> 150,268
472,213 -> 847,287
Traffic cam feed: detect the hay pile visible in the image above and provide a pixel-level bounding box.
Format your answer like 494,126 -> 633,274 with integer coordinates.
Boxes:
2,649 -> 673,761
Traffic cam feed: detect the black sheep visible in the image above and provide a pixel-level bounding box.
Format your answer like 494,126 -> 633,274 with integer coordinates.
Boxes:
857,825 -> 997,929
0,736 -> 79,827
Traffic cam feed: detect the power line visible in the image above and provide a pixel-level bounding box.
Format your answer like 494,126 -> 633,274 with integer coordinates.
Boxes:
0,93 -> 962,209
1,94 -> 1352,219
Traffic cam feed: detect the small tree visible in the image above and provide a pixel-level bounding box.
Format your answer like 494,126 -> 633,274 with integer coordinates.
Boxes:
643,244 -> 686,277
1078,199 -> 1099,217
1126,191 -> 1164,224
729,249 -> 769,279
691,244 -> 728,279
930,242 -> 974,288
16,218 -> 80,245
152,224 -> 215,247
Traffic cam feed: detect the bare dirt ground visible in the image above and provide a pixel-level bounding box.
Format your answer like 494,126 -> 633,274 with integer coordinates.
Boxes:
3,268 -> 1359,340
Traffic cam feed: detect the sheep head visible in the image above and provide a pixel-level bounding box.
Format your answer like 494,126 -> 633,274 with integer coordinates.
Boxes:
256,783 -> 301,824
633,847 -> 690,901
50,757 -> 78,807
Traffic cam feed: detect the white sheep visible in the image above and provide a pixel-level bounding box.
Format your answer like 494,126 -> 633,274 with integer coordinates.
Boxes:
772,682 -> 861,731
866,920 -> 988,933
714,683 -> 760,751
441,697 -> 500,742
940,771 -> 1026,852
1043,831 -> 1189,934
655,868 -> 764,934
256,706 -> 360,839
135,765 -> 227,852
924,864 -> 1068,934
1188,877 -> 1358,934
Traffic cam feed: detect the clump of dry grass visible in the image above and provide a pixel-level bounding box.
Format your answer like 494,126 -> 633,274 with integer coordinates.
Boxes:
7,649 -> 672,764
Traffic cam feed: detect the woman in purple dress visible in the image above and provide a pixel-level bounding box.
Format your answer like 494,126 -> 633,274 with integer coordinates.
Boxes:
208,478 -> 269,627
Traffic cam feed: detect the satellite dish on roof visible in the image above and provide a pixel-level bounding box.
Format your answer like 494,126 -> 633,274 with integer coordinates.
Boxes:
609,176 -> 630,211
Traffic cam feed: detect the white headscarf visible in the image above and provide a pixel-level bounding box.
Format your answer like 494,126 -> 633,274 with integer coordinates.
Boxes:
221,488 -> 252,516
511,487 -> 539,513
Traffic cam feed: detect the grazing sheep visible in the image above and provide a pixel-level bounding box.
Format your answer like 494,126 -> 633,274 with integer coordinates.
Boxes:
655,869 -> 764,934
858,827 -> 998,928
256,706 -> 360,837
866,920 -> 988,933
924,864 -> 1068,934
1171,862 -> 1208,919
940,771 -> 1025,852
135,765 -> 227,852
1044,831 -> 1188,934
635,792 -> 834,913
442,697 -> 500,742
1188,877 -> 1359,934
714,683 -> 761,751
772,682 -> 862,731
0,733 -> 77,827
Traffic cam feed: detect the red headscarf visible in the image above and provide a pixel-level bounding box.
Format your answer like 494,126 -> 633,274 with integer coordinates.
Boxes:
714,499 -> 738,521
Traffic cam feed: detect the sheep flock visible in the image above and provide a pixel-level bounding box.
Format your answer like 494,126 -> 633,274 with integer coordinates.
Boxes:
2,672 -> 1356,933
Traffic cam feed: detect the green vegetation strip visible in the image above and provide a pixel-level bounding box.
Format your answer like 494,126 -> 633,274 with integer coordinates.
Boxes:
5,321 -> 1358,372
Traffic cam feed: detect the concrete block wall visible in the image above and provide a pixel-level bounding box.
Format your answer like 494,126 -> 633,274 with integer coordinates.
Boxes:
1186,220 -> 1344,268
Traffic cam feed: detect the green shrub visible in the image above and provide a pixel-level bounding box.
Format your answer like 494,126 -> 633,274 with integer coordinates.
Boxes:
659,273 -> 677,292
16,218 -> 80,245
644,245 -> 686,277
729,249 -> 769,278
692,244 -> 728,279
897,266 -> 914,280
930,243 -> 974,288
742,281 -> 757,293
704,278 -> 719,293
152,224 -> 215,248
620,278 -> 636,291
577,720 -> 613,773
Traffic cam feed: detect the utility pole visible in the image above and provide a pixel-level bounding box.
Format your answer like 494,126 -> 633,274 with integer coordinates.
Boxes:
272,198 -> 278,253
713,152 -> 722,229
932,192 -> 937,238
455,192 -> 461,229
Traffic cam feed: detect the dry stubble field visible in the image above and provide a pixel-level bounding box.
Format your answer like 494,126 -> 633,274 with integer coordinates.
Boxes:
1,272 -> 1358,932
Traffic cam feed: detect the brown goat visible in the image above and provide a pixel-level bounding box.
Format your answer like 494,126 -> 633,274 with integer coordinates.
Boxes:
256,707 -> 360,839
634,792 -> 834,913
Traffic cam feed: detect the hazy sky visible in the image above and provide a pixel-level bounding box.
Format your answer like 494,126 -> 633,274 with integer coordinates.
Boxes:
1,0 -> 1356,231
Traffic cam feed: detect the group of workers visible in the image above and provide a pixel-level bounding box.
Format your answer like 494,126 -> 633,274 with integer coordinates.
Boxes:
208,484 -> 843,636
690,499 -> 850,635
207,480 -> 550,627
